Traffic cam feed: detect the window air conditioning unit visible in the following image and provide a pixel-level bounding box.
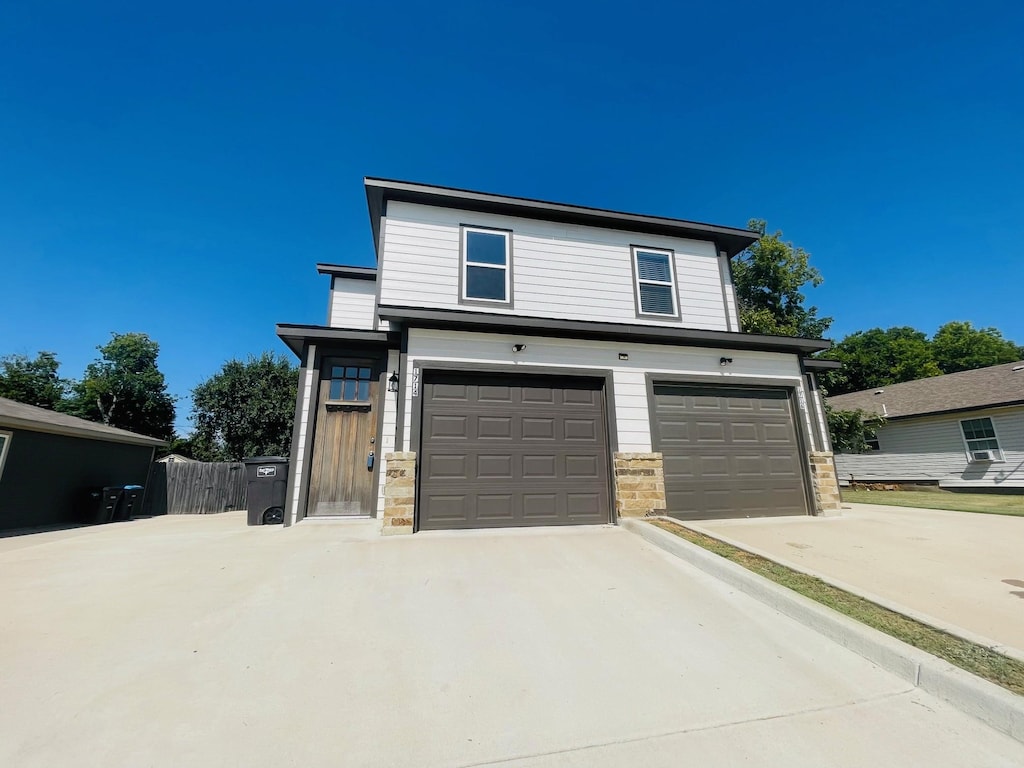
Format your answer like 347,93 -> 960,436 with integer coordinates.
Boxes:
970,450 -> 997,463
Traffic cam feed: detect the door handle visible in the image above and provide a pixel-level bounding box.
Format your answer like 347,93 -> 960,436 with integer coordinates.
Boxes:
367,451 -> 375,470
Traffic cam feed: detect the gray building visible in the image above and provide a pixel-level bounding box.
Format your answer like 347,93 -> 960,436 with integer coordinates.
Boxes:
829,361 -> 1024,489
0,397 -> 167,530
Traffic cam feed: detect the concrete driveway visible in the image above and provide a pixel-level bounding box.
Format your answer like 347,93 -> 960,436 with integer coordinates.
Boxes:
1,513 -> 1022,767
692,502 -> 1024,657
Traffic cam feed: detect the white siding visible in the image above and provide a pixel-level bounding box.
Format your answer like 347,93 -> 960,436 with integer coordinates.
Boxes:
329,277 -> 387,330
400,328 -> 806,453
834,407 -> 1024,487
379,201 -> 732,330
374,349 -> 401,520
289,345 -> 317,525
720,254 -> 740,331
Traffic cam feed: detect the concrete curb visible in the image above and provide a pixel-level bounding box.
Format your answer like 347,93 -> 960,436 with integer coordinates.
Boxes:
683,520 -> 1024,664
622,517 -> 1024,745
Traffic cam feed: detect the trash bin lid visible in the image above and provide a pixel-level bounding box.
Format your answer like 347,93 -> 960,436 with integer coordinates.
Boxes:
242,456 -> 289,464
124,485 -> 144,490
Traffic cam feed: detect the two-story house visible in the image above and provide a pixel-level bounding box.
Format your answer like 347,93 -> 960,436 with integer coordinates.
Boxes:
275,178 -> 840,533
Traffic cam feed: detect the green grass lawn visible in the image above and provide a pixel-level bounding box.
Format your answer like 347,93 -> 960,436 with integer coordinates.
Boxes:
842,489 -> 1024,516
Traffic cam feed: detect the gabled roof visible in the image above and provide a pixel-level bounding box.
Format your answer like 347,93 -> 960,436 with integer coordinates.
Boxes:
0,397 -> 168,447
364,177 -> 760,258
827,361 -> 1024,420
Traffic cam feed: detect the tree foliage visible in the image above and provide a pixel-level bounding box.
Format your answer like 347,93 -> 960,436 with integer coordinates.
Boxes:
0,351 -> 68,409
825,403 -> 881,454
64,333 -> 176,439
819,326 -> 941,396
190,352 -> 298,461
931,321 -> 1022,374
733,219 -> 832,339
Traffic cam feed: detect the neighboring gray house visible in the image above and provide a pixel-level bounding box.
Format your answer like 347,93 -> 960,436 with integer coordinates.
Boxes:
829,361 -> 1024,489
0,397 -> 167,530
276,178 -> 840,534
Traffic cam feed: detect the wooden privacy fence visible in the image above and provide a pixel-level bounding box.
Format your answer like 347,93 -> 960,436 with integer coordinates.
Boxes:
143,462 -> 248,515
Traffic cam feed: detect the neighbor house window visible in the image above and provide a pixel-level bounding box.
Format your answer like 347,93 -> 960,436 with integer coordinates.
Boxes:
0,431 -> 11,481
960,417 -> 1002,460
462,226 -> 511,303
329,366 -> 372,401
632,247 -> 678,317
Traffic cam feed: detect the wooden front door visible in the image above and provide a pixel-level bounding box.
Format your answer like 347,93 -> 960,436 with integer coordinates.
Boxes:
306,357 -> 381,517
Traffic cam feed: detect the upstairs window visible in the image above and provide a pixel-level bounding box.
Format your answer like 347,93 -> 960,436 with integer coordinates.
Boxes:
960,417 -> 1002,460
462,226 -> 511,304
632,247 -> 679,318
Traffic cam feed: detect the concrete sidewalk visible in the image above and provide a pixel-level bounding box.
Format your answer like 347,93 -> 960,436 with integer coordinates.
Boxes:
1,513 -> 1022,767
692,502 -> 1024,657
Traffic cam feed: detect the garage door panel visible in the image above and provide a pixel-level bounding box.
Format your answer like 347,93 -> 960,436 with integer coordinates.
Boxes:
522,454 -> 557,479
478,385 -> 513,402
653,383 -> 807,520
478,454 -> 514,479
564,418 -> 598,441
523,494 -> 558,518
522,386 -> 556,404
565,454 -> 600,479
476,495 -> 515,521
522,417 -> 556,440
426,454 -> 469,480
419,373 -> 610,530
429,415 -> 469,439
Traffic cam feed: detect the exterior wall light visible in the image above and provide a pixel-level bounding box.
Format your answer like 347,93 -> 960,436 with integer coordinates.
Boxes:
387,371 -> 400,393
512,344 -> 527,353
720,357 -> 733,366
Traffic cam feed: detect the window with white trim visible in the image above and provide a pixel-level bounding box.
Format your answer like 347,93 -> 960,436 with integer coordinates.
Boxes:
0,431 -> 11,482
462,227 -> 510,303
632,247 -> 678,317
960,417 -> 1002,460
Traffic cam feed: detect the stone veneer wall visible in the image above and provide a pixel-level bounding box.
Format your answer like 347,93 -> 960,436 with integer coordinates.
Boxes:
613,452 -> 667,519
382,452 -> 416,535
809,451 -> 842,516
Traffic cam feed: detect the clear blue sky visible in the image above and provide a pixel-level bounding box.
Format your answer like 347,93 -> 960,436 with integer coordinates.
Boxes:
2,1 -> 1022,434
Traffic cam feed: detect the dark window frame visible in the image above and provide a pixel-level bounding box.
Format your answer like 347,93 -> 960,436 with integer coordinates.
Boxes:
630,245 -> 681,320
459,225 -> 514,308
328,364 -> 374,403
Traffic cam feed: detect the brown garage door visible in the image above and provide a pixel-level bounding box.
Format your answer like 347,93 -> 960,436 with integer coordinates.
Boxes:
652,384 -> 808,520
418,372 -> 611,530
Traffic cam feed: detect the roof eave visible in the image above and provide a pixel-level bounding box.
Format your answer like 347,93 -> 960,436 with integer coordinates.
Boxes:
378,306 -> 830,355
275,323 -> 401,358
0,415 -> 167,447
365,177 -> 760,258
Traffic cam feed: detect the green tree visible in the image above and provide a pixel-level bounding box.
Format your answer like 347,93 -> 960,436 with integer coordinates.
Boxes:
820,326 -> 941,395
65,333 -> 176,439
825,404 -> 881,454
0,351 -> 68,409
190,352 -> 298,461
930,321 -> 1022,374
733,219 -> 832,338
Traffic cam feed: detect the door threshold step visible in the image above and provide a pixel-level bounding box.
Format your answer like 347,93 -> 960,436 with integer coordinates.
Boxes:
299,516 -> 374,524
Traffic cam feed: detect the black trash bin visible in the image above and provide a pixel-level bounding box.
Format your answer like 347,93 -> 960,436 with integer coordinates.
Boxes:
242,457 -> 289,525
113,485 -> 145,522
77,486 -> 123,525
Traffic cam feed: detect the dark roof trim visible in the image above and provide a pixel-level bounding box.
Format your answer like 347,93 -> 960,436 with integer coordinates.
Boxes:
867,400 -> 1024,423
275,323 -> 400,358
365,177 -> 760,259
803,358 -> 843,370
316,264 -> 377,280
377,306 -> 831,354
0,401 -> 167,447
